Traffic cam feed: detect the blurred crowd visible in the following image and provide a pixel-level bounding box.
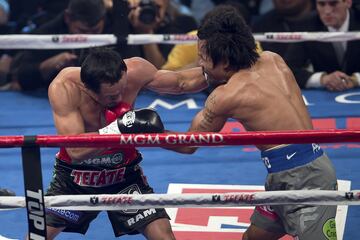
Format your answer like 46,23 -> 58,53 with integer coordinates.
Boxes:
0,0 -> 359,92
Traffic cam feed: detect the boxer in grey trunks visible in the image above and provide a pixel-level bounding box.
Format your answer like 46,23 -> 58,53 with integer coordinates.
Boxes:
251,143 -> 337,239
166,6 -> 339,240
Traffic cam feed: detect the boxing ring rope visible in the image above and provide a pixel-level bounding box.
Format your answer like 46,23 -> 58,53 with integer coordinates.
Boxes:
1,190 -> 360,211
1,31 -> 360,49
1,129 -> 360,148
1,130 -> 360,238
1,130 -> 359,239
1,31 -> 359,238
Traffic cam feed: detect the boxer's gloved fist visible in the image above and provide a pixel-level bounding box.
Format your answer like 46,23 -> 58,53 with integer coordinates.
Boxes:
99,108 -> 164,134
105,102 -> 132,123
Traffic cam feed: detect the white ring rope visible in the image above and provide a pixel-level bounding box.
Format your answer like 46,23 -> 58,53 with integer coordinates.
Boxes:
1,190 -> 359,211
0,34 -> 117,49
1,32 -> 359,49
127,32 -> 360,45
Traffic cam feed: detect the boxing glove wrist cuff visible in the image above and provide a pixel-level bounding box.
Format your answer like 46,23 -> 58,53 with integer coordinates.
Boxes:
99,120 -> 121,135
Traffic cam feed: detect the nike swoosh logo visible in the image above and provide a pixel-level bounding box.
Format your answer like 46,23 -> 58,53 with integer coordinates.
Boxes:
286,152 -> 297,160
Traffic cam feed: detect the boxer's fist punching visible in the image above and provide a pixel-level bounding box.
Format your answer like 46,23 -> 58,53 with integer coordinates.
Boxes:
99,108 -> 164,134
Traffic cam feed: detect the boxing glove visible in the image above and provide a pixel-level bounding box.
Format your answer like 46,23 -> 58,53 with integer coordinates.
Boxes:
105,102 -> 132,123
99,108 -> 164,134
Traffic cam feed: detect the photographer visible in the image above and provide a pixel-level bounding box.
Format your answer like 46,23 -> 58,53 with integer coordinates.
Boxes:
116,0 -> 197,68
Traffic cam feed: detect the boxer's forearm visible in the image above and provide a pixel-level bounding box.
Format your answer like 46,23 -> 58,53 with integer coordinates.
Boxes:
162,130 -> 198,154
66,146 -> 108,163
150,67 -> 207,94
65,132 -> 109,163
163,146 -> 197,154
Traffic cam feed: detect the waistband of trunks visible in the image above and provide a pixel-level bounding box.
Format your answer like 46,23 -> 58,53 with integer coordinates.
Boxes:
261,143 -> 323,173
55,154 -> 143,172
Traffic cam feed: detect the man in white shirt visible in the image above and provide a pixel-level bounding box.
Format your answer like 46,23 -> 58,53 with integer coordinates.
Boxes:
286,0 -> 360,91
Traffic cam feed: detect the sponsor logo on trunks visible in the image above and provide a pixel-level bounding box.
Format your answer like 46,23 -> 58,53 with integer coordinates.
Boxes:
119,133 -> 223,145
322,218 -> 337,240
71,167 -> 126,187
312,143 -> 321,153
299,206 -> 319,232
286,152 -> 297,160
256,205 -> 279,220
118,184 -> 142,214
47,208 -> 82,223
127,208 -> 157,227
79,153 -> 124,166
262,157 -> 271,168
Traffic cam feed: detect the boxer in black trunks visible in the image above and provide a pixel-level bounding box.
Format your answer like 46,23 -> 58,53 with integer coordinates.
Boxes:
44,47 -> 208,239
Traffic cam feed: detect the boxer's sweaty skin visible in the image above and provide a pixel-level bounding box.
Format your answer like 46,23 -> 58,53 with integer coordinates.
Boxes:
48,57 -> 207,162
46,51 -> 209,239
189,50 -> 313,151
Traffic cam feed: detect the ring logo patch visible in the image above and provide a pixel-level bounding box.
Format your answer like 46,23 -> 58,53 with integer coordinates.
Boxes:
90,196 -> 99,205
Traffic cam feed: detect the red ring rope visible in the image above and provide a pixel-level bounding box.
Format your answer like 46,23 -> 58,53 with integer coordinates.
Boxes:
0,129 -> 359,148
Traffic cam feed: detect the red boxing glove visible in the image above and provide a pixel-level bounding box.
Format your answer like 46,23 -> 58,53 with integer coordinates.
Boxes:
105,102 -> 132,123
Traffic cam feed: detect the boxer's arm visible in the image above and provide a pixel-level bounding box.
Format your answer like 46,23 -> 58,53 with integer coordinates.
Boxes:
125,57 -> 208,94
48,81 -> 106,162
148,67 -> 208,94
168,91 -> 228,154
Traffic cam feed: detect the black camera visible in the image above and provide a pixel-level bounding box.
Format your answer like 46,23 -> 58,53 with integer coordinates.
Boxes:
138,0 -> 158,24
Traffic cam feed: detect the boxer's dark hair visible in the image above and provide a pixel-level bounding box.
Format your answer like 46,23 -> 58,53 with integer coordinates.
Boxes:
198,5 -> 259,71
81,48 -> 127,94
67,0 -> 106,27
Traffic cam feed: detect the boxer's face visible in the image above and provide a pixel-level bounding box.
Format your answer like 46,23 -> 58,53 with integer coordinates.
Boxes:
316,0 -> 351,29
98,73 -> 127,108
198,40 -> 228,87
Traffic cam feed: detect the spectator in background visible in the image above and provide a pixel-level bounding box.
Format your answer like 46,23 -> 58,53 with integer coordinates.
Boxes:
162,1 -> 255,72
353,0 -> 360,13
9,0 -> 69,33
212,0 -> 263,17
0,0 -> 9,26
252,0 -> 314,58
185,0 -> 259,25
161,3 -> 260,96
185,0 -> 215,24
113,0 -> 197,69
5,0 -> 111,91
285,0 -> 360,91
0,0 -> 12,90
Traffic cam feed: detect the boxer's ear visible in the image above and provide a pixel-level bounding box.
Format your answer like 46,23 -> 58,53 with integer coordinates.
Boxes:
223,60 -> 231,72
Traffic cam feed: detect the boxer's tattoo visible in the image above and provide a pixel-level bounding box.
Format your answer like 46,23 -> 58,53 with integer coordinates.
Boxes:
197,94 -> 217,131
